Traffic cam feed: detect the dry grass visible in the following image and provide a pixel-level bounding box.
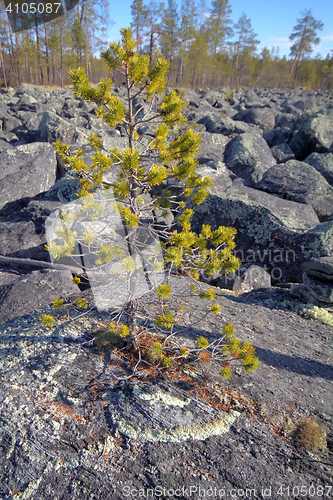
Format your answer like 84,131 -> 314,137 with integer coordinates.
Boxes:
293,417 -> 327,452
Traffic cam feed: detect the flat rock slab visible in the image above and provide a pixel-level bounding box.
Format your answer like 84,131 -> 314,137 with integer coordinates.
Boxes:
0,142 -> 57,212
302,257 -> 333,277
0,269 -> 79,324
0,278 -> 332,498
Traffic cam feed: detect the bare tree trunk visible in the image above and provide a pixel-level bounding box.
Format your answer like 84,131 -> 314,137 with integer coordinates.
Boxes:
44,20 -> 50,85
85,15 -> 89,76
35,16 -> 43,84
0,40 -> 7,88
8,25 -> 19,86
149,24 -> 154,64
60,23 -> 64,87
287,53 -> 298,86
14,32 -> 22,84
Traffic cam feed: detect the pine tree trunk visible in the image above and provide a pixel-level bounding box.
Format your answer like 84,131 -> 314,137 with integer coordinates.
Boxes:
44,21 -> 50,85
35,18 -> 43,84
0,41 -> 7,88
8,25 -> 18,86
60,24 -> 64,87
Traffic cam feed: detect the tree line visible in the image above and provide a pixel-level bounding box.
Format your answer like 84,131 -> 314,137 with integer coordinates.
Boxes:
130,1 -> 332,90
0,0 -> 332,90
0,0 -> 110,87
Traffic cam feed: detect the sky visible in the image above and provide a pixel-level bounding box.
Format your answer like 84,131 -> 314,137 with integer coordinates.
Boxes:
105,0 -> 333,58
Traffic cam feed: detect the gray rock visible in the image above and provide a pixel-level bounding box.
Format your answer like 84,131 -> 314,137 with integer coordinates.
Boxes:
233,107 -> 276,131
264,127 -> 293,147
289,111 -> 333,159
37,110 -> 78,143
0,139 -> 14,152
202,115 -> 237,135
271,143 -> 295,163
196,160 -> 233,192
47,173 -> 81,203
17,94 -> 37,111
304,152 -> 333,185
289,284 -> 317,304
0,199 -> 64,260
274,112 -> 297,129
281,96 -> 318,114
224,132 -> 276,186
217,263 -> 271,293
2,114 -> 22,132
303,272 -> 333,303
256,160 -> 333,220
0,143 -> 57,213
0,269 -> 79,325
191,183 -> 322,283
302,256 -> 333,279
0,278 -> 331,497
199,132 -> 229,162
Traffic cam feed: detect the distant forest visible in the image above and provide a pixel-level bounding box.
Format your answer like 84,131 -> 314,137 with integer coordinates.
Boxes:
0,0 -> 332,90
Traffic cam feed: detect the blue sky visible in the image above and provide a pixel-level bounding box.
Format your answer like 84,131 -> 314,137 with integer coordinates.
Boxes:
105,0 -> 333,58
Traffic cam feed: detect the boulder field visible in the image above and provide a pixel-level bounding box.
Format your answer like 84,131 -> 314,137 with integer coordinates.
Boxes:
0,83 -> 332,498
1,83 -> 333,312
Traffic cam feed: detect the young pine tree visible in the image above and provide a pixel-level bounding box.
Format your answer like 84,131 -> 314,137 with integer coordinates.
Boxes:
46,27 -> 260,378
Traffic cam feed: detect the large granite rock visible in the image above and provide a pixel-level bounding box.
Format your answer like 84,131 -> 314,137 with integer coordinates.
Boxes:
0,268 -> 79,325
0,143 -> 57,213
233,107 -> 276,131
37,110 -> 78,143
224,132 -> 276,186
0,199 -> 63,260
0,277 -> 331,498
304,152 -> 333,185
217,263 -> 271,293
256,160 -> 333,220
289,111 -> 333,160
191,182 -> 330,284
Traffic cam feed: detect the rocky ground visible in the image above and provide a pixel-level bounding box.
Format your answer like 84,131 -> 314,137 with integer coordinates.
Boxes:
0,83 -> 333,499
0,278 -> 332,500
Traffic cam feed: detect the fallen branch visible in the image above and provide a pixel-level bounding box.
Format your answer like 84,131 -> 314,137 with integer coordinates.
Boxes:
0,255 -> 87,278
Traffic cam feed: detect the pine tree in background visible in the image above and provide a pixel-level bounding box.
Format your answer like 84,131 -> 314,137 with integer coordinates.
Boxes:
130,0 -> 147,54
209,0 -> 233,57
232,12 -> 259,86
288,9 -> 324,88
49,27 -> 260,378
142,0 -> 164,64
159,0 -> 180,70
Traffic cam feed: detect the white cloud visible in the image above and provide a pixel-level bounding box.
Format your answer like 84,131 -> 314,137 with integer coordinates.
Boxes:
321,33 -> 333,42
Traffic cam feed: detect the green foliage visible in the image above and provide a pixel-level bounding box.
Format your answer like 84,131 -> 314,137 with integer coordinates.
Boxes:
46,26 -> 260,380
75,298 -> 89,309
52,298 -> 64,310
157,284 -> 172,299
199,289 -> 216,300
195,336 -> 209,349
155,311 -> 174,327
39,314 -> 55,328
179,346 -> 189,357
162,357 -> 173,368
147,342 -> 164,364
